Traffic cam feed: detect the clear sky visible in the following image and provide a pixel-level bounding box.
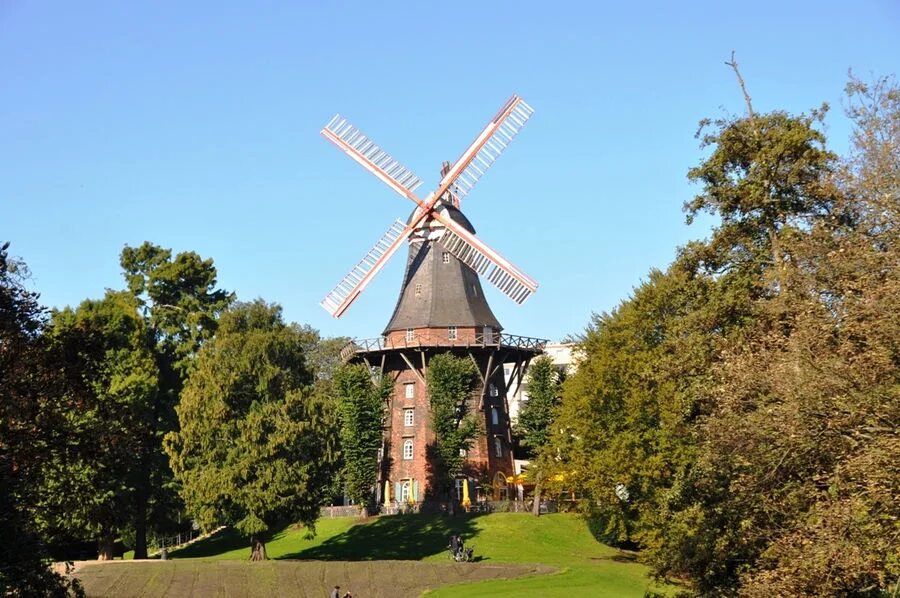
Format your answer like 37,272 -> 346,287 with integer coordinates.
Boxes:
2,1 -> 898,342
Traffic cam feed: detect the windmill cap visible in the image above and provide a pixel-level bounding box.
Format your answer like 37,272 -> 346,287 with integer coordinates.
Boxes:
407,200 -> 476,234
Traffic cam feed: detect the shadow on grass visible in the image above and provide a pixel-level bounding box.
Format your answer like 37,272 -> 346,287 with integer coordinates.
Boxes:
168,528 -> 248,559
281,513 -> 480,561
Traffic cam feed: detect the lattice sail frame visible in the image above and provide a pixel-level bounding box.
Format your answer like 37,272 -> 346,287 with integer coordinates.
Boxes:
319,95 -> 538,317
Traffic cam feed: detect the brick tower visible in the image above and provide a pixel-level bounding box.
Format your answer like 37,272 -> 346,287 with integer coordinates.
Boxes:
342,196 -> 545,507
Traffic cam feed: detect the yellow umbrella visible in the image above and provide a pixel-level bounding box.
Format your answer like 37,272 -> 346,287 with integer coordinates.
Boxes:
384,480 -> 391,506
461,479 -> 471,510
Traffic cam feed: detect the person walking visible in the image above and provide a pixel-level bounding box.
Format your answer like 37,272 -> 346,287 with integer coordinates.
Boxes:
330,585 -> 341,598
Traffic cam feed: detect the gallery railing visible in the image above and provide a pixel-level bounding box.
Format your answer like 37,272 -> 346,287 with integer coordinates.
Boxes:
340,332 -> 548,361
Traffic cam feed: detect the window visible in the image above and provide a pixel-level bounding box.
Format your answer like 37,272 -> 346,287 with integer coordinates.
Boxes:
414,283 -> 422,297
404,409 -> 414,427
401,481 -> 411,502
404,383 -> 414,399
377,447 -> 383,462
489,383 -> 499,397
406,328 -> 415,342
448,326 -> 457,340
504,367 -> 511,377
442,252 -> 450,264
403,439 -> 414,460
455,478 -> 465,500
491,406 -> 499,426
459,448 -> 467,457
494,437 -> 503,458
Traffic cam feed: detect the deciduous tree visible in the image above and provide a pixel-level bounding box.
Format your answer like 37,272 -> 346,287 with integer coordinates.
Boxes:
333,364 -> 391,514
425,354 -> 480,514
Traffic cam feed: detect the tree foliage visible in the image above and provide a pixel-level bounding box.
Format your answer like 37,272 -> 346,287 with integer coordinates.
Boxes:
42,292 -> 159,560
0,243 -> 83,596
551,74 -> 900,595
164,301 -> 337,560
425,354 -> 480,509
118,242 -> 233,557
333,364 -> 391,514
514,355 -> 562,455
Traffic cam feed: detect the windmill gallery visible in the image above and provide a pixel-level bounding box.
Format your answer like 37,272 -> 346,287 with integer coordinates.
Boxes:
319,96 -> 548,508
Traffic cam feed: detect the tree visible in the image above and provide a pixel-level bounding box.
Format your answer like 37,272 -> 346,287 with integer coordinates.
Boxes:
515,355 -> 562,455
425,354 -> 480,514
685,101 -> 839,293
0,243 -> 84,596
333,364 -> 391,515
42,292 -> 159,560
513,355 -> 562,517
164,301 -> 337,560
119,242 -> 233,558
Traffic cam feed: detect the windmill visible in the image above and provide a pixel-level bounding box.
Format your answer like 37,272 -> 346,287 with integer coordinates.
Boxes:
319,95 -> 538,319
319,95 -> 547,508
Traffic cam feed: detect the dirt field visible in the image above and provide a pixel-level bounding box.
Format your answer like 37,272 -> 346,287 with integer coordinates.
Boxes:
73,559 -> 555,597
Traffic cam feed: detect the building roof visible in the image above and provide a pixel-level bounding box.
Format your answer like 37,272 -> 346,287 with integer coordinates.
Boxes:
383,201 -> 502,334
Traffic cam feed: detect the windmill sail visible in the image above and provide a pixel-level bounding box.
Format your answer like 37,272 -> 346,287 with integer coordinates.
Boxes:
322,115 -> 423,199
442,97 -> 534,204
437,220 -> 537,304
320,219 -> 411,318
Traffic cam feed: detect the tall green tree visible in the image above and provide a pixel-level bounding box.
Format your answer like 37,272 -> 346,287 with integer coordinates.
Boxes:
119,242 -> 232,558
0,243 -> 83,596
425,353 -> 480,514
515,355 -> 562,455
164,301 -> 337,560
333,364 -> 391,515
43,292 -> 159,560
514,355 -> 563,517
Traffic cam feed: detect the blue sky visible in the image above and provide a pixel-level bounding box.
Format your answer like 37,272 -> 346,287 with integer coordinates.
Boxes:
2,1 -> 898,342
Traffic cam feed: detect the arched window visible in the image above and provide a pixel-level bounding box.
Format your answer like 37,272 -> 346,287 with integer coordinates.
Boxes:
494,471 -> 509,501
401,481 -> 411,502
494,436 -> 503,458
491,406 -> 499,426
403,439 -> 414,460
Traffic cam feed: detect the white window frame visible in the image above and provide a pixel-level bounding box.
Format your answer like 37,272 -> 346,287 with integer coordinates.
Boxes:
455,478 -> 465,500
404,383 -> 414,399
406,328 -> 415,342
489,383 -> 499,397
401,481 -> 411,502
491,406 -> 499,426
403,439 -> 414,460
414,283 -> 422,297
448,326 -> 457,340
404,408 -> 414,427
442,252 -> 450,264
494,436 -> 503,458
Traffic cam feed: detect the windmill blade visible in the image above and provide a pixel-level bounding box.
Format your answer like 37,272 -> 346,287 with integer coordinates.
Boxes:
320,219 -> 411,318
322,114 -> 424,201
435,215 -> 537,304
434,95 -> 534,205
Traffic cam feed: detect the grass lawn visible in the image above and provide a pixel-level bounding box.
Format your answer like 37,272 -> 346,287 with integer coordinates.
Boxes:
81,513 -> 678,597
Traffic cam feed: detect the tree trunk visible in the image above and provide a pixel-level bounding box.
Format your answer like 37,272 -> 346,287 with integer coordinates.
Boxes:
447,486 -> 456,516
133,494 -> 148,559
97,534 -> 116,560
249,536 -> 268,561
532,473 -> 543,517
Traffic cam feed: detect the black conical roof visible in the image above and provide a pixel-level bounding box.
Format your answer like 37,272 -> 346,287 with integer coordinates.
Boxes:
383,202 -> 502,334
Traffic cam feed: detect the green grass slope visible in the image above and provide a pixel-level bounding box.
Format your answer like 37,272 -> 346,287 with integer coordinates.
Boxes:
164,513 -> 676,597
